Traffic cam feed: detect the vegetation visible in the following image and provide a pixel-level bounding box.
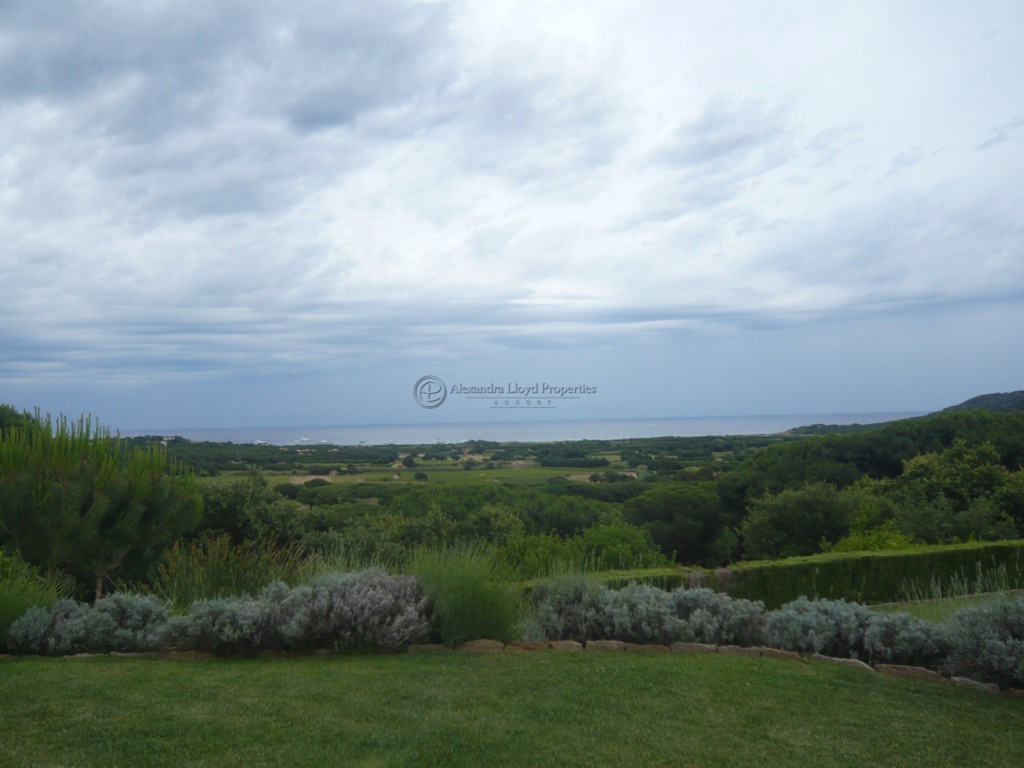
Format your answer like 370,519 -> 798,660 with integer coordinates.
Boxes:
2,654 -> 1023,767
3,400 -> 1024,658
0,412 -> 202,601
0,551 -> 74,639
410,545 -> 523,645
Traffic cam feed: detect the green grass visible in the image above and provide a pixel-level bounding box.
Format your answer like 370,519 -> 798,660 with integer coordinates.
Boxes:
874,589 -> 1024,623
1,653 -> 1021,767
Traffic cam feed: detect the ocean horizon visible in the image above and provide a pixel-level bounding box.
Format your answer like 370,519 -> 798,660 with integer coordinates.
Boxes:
122,411 -> 928,446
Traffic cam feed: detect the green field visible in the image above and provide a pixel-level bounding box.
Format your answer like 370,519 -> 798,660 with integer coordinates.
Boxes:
2,653 -> 1021,767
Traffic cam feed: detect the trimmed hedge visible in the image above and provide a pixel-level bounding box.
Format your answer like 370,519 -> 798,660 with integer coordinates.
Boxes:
688,540 -> 1024,609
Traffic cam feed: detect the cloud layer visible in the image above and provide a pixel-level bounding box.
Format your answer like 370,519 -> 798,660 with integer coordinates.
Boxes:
2,1 -> 1022,427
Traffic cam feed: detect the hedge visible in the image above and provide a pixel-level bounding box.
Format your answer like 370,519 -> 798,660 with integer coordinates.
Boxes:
689,540 -> 1024,609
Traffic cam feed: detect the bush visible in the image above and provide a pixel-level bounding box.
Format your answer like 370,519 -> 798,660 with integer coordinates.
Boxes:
765,597 -> 944,666
942,596 -> 1024,688
698,540 -> 1024,608
0,551 -> 75,646
583,582 -> 680,645
150,533 -> 310,612
7,593 -> 171,655
180,571 -> 431,654
530,575 -> 605,644
277,572 -> 430,651
530,580 -> 767,646
411,546 -> 522,645
669,588 -> 767,647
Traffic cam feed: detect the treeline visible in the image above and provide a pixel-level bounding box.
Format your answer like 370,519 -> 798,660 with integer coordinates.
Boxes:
3,403 -> 1023,604
126,432 -> 809,475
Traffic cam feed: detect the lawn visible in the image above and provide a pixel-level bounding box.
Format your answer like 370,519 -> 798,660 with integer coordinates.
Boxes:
2,652 -> 1021,767
873,590 -> 1024,623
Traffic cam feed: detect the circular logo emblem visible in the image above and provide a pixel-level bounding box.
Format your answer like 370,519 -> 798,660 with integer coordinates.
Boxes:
413,375 -> 447,409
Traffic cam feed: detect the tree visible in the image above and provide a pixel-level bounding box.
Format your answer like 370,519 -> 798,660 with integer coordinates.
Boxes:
624,483 -> 727,565
742,482 -> 854,560
0,413 -> 202,602
0,403 -> 33,435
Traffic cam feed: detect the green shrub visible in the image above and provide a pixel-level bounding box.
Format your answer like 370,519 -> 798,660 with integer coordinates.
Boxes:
696,540 -> 1024,608
410,545 -> 522,645
0,551 -> 74,645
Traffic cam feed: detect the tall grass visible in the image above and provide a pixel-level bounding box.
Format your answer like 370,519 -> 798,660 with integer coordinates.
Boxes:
898,558 -> 1023,602
149,534 -> 310,612
0,552 -> 75,641
872,557 -> 1024,622
301,535 -> 409,581
409,544 -> 523,645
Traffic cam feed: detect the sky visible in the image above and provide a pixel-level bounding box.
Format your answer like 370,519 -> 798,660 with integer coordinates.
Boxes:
1,0 -> 1022,431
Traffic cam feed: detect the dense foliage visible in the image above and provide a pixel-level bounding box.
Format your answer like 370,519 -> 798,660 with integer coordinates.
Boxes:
0,413 -> 203,601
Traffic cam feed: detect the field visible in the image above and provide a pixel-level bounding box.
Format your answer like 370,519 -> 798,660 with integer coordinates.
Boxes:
2,653 -> 1022,767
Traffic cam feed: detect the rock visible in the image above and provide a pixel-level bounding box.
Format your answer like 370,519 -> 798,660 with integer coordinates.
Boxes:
810,654 -> 875,672
408,644 -> 452,653
505,641 -> 551,651
585,640 -> 626,652
671,642 -> 717,654
874,664 -> 948,683
761,647 -> 801,661
456,639 -> 506,652
951,677 -> 1000,694
548,640 -> 584,652
624,643 -> 671,653
718,645 -> 763,657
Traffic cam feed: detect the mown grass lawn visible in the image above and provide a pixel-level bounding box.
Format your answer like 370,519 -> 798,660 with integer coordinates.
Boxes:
873,590 -> 1024,623
2,652 -> 1021,767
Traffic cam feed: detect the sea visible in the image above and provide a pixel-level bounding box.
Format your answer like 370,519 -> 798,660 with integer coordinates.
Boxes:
122,412 -> 927,446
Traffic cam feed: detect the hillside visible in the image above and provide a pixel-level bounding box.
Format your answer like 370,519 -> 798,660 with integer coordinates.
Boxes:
942,390 -> 1024,414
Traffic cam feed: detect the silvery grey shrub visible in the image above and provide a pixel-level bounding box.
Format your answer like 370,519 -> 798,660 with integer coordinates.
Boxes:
670,587 -> 767,647
181,570 -> 431,652
530,575 -> 605,644
286,571 -> 431,650
531,580 -> 766,646
7,594 -> 171,654
766,597 -> 874,658
766,596 -> 946,666
862,610 -> 946,666
584,582 -> 682,644
941,597 -> 1024,688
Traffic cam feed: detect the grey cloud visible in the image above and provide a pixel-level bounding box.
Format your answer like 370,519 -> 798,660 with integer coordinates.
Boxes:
976,117 -> 1024,151
661,99 -> 791,169
642,99 -> 795,221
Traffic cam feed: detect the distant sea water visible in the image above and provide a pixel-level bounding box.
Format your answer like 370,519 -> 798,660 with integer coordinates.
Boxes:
124,412 -> 927,446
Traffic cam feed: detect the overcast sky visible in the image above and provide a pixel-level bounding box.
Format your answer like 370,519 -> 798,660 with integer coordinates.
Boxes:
2,0 -> 1022,430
